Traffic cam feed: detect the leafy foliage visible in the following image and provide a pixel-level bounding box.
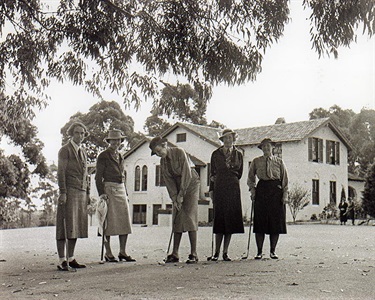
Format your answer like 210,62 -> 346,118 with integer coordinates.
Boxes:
2,0 -> 373,137
362,162 -> 375,218
286,183 -> 310,223
60,101 -> 144,161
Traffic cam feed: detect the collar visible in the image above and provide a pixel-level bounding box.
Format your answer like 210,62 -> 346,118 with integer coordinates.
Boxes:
70,139 -> 80,152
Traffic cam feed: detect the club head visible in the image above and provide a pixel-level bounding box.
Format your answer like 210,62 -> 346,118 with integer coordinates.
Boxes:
207,256 -> 212,261
241,256 -> 248,260
99,260 -> 105,264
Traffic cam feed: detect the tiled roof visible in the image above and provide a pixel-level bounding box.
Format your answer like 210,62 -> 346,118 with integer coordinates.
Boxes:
179,118 -> 333,146
235,118 -> 331,145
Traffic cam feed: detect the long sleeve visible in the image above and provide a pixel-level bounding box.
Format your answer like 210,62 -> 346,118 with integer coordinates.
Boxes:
247,160 -> 257,191
95,153 -> 106,196
280,159 -> 288,195
57,147 -> 68,194
177,148 -> 192,198
209,152 -> 216,192
161,159 -> 178,202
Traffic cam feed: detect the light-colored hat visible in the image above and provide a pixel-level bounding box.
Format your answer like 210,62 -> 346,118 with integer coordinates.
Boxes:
219,128 -> 237,141
258,138 -> 275,149
103,129 -> 126,143
149,136 -> 168,156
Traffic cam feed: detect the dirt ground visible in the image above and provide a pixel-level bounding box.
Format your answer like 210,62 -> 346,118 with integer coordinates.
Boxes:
0,223 -> 374,300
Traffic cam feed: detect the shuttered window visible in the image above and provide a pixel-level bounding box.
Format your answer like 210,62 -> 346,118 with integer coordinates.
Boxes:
308,137 -> 323,163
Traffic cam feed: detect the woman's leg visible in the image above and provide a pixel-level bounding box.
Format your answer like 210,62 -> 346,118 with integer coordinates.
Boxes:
222,234 -> 232,254
255,233 -> 265,255
172,232 -> 183,257
119,234 -> 128,256
215,233 -> 223,255
104,236 -> 114,257
270,234 -> 279,254
188,231 -> 197,256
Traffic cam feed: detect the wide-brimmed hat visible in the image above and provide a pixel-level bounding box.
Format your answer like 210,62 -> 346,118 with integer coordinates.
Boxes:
219,128 -> 237,141
149,136 -> 168,156
103,129 -> 126,143
258,138 -> 275,149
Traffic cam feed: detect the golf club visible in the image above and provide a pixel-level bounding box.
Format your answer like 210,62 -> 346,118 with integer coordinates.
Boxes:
164,207 -> 180,262
242,199 -> 254,260
207,204 -> 215,261
99,219 -> 106,264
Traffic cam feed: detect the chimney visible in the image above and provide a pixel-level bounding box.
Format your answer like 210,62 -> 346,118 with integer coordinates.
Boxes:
275,117 -> 286,124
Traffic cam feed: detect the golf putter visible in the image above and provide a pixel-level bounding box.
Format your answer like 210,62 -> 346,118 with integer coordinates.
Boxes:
207,205 -> 215,261
242,199 -> 254,260
99,219 -> 106,264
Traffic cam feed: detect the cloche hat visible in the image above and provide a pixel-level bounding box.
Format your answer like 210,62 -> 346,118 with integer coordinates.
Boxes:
219,128 -> 237,141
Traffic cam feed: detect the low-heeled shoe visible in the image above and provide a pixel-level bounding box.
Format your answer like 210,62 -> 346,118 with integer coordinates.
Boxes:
118,253 -> 136,262
165,254 -> 179,263
57,261 -> 69,271
69,259 -> 86,268
105,255 -> 118,263
270,252 -> 279,259
222,253 -> 231,261
254,253 -> 263,260
186,254 -> 198,264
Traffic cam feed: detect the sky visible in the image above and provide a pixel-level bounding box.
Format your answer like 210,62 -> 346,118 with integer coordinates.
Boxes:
2,1 -> 374,165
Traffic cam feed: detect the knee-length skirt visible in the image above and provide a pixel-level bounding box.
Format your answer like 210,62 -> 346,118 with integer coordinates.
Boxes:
253,180 -> 287,234
56,187 -> 88,240
173,171 -> 200,233
104,182 -> 132,235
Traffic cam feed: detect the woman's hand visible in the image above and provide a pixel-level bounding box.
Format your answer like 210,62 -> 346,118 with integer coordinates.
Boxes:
58,193 -> 67,205
250,188 -> 256,201
175,195 -> 183,211
100,194 -> 109,202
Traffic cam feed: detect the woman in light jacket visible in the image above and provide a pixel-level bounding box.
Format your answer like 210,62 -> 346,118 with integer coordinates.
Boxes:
149,136 -> 200,264
95,129 -> 135,263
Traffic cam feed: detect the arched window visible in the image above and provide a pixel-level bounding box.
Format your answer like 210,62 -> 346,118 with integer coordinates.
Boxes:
134,166 -> 140,191
141,165 -> 148,191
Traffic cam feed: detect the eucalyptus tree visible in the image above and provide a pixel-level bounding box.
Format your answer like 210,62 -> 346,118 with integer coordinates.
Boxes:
2,0 -> 373,139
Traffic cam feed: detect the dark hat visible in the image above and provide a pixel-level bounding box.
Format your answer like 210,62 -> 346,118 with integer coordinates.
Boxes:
149,136 -> 168,156
258,138 -> 275,149
103,129 -> 126,143
219,128 -> 237,141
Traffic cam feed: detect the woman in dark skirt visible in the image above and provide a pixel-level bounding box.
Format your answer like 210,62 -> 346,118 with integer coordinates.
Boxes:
209,129 -> 244,261
247,138 -> 288,260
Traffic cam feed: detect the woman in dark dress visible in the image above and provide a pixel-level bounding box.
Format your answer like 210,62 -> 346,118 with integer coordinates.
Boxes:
338,198 -> 348,225
209,129 -> 244,261
247,138 -> 288,260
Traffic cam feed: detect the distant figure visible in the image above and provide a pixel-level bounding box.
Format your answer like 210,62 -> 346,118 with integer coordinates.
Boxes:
338,198 -> 348,225
95,129 -> 135,263
247,138 -> 288,260
209,129 -> 244,261
56,121 -> 89,271
346,198 -> 355,225
149,136 -> 200,264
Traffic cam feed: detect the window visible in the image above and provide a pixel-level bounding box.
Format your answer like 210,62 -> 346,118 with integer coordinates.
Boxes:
134,166 -> 140,191
273,143 -> 282,158
326,140 -> 340,165
141,165 -> 148,191
133,204 -> 147,224
308,137 -> 323,162
155,165 -> 165,186
312,180 -> 319,205
152,204 -> 162,225
176,133 -> 186,142
329,181 -> 337,204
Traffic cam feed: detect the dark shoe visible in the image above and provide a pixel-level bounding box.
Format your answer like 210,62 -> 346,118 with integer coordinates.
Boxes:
222,253 -> 231,261
211,252 -> 219,262
118,253 -> 136,262
105,255 -> 118,263
270,252 -> 279,259
254,253 -> 263,260
186,254 -> 198,264
69,259 -> 86,268
57,261 -> 69,271
165,254 -> 179,263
